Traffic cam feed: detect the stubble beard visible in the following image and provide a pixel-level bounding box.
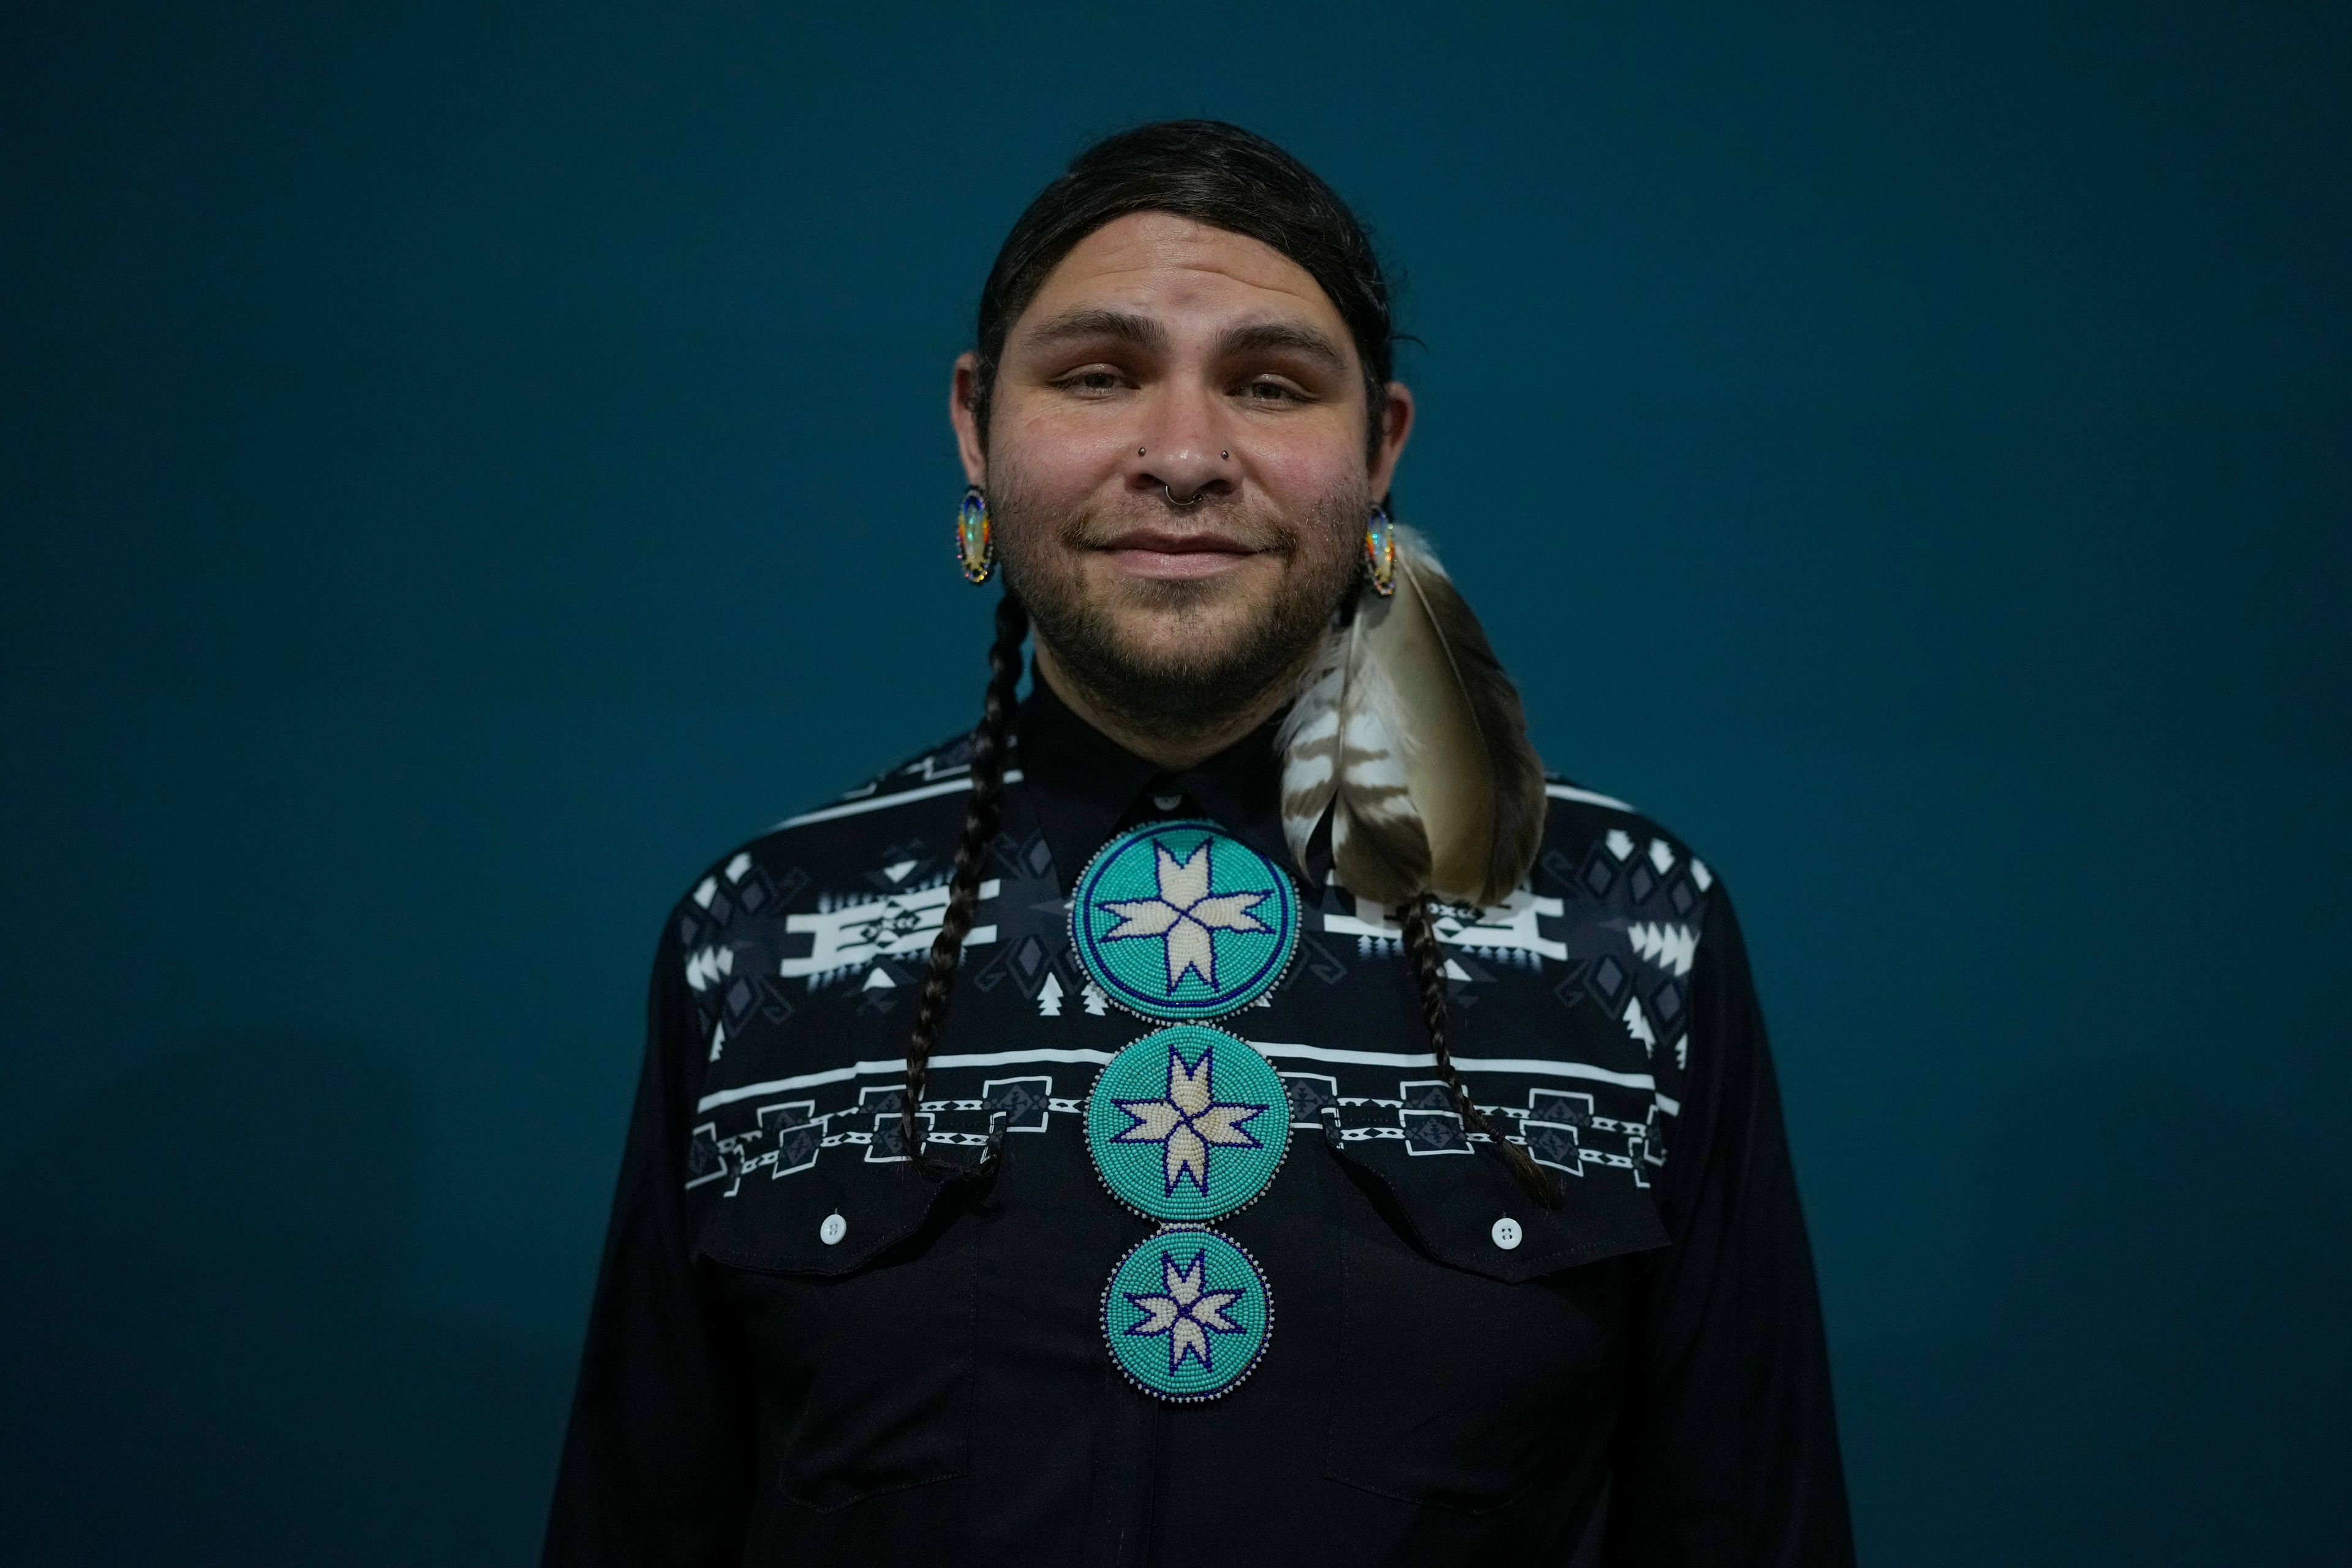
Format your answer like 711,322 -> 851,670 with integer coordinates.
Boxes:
988,470 -> 1364,751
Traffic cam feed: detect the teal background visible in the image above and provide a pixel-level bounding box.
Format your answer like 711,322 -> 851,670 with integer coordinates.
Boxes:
1,1 -> 2345,1562
1106,1231 -> 1271,1401
1086,1027 -> 1290,1222
1076,825 -> 1295,1016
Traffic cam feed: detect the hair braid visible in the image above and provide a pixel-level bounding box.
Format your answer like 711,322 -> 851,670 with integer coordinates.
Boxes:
902,591 -> 1030,1171
1400,894 -> 1559,1208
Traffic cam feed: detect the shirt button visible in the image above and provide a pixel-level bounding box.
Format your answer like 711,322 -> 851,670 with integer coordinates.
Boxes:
820,1212 -> 847,1246
1152,791 -> 1183,812
1491,1217 -> 1523,1251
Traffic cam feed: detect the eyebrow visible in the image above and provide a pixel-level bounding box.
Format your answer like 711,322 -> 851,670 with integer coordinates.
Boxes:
1020,308 -> 1170,354
1216,320 -> 1349,372
1017,308 -> 1351,375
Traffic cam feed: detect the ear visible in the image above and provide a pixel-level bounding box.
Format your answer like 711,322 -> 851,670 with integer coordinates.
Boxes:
950,352 -> 988,488
1368,379 -> 1415,500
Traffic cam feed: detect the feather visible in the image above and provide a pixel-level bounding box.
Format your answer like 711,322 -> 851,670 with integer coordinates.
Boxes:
1273,626 -> 1346,870
1276,601 -> 1430,906
1277,524 -> 1546,908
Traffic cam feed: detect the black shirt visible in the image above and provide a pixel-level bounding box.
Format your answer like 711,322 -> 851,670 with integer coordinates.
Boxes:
544,680 -> 1853,1565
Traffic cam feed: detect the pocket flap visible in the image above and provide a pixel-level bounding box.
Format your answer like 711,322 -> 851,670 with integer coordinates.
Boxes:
695,1152 -> 974,1277
1322,1112 -> 1668,1284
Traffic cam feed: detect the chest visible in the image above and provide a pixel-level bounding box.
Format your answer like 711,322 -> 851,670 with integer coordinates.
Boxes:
683,818 -> 1675,1521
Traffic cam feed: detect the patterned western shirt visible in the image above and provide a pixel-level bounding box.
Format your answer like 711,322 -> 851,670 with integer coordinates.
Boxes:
545,679 -> 1853,1566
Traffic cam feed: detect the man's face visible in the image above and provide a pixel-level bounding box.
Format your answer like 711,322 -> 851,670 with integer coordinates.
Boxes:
952,212 -> 1412,732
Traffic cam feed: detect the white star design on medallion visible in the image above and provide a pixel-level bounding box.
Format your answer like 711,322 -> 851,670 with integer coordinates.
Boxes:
1099,841 -> 1271,990
1112,1042 -> 1266,1196
1123,1248 -> 1244,1374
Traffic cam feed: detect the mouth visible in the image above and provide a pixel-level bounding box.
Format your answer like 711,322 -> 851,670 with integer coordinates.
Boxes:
1094,527 -> 1264,582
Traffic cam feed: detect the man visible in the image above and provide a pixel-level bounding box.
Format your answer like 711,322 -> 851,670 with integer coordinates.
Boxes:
546,120 -> 1851,1566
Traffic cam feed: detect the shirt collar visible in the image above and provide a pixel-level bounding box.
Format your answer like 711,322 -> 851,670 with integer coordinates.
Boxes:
1014,669 -> 1300,893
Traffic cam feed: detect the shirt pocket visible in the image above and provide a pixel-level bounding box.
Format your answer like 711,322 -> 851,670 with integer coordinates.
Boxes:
696,1150 -> 981,1513
1319,1133 -> 1670,1513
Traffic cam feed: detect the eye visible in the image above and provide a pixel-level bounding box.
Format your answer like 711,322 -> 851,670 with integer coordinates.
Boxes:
1237,378 -> 1306,404
1055,368 -> 1129,395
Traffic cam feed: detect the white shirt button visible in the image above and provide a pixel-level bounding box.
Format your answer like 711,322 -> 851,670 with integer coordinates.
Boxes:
819,1212 -> 847,1246
1490,1216 -> 1523,1251
1152,791 -> 1184,812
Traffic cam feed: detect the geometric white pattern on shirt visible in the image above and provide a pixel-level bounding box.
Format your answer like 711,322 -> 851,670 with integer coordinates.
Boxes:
687,1036 -> 1677,1193
1626,921 -> 1698,977
684,943 -> 734,992
779,878 -> 1001,982
1621,997 -> 1659,1055
1323,887 -> 1567,963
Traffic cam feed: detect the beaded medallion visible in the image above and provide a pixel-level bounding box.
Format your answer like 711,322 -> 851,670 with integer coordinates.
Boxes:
1069,820 -> 1298,1021
1086,1025 -> 1289,1223
1100,1227 -> 1273,1403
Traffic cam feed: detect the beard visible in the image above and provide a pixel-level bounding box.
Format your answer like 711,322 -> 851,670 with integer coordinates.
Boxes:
988,468 -> 1364,749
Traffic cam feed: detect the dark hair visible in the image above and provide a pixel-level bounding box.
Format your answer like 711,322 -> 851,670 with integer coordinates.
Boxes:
906,123 -> 1553,1207
1403,895 -> 1556,1204
968,119 -> 1397,457
900,590 -> 1027,1172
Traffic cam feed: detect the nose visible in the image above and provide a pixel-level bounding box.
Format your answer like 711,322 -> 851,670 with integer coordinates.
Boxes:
1128,386 -> 1235,507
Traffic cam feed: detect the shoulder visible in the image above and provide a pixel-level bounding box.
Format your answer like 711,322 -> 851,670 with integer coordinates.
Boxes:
1517,771 -> 1730,1096
660,728 -> 987,1011
703,729 -> 986,888
1532,771 -> 1720,925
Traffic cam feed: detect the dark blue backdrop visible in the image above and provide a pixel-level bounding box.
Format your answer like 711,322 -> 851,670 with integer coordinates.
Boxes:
4,3 -> 2346,1562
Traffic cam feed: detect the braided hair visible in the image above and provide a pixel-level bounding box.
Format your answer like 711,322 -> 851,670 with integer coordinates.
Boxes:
900,591 -> 1028,1170
1401,897 -> 1559,1207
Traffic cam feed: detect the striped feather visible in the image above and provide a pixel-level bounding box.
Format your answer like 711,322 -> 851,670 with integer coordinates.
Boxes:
1276,524 -> 1545,908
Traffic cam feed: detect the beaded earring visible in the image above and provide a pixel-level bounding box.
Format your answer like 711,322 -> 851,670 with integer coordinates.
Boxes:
1362,503 -> 1397,597
956,484 -> 995,584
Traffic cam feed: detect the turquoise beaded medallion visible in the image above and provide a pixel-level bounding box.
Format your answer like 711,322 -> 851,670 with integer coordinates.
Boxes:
1101,1227 -> 1273,1402
1074,821 -> 1297,1404
1087,1025 -> 1290,1223
1070,820 -> 1298,1021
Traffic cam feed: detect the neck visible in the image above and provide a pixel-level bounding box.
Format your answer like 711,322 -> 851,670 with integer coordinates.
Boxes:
1031,638 -> 1300,772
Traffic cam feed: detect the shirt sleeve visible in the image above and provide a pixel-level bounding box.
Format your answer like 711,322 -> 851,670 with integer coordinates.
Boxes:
543,914 -> 756,1566
1601,883 -> 1855,1567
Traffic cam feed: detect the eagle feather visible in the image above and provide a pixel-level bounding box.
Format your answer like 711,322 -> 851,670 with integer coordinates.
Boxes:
1275,524 -> 1546,908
